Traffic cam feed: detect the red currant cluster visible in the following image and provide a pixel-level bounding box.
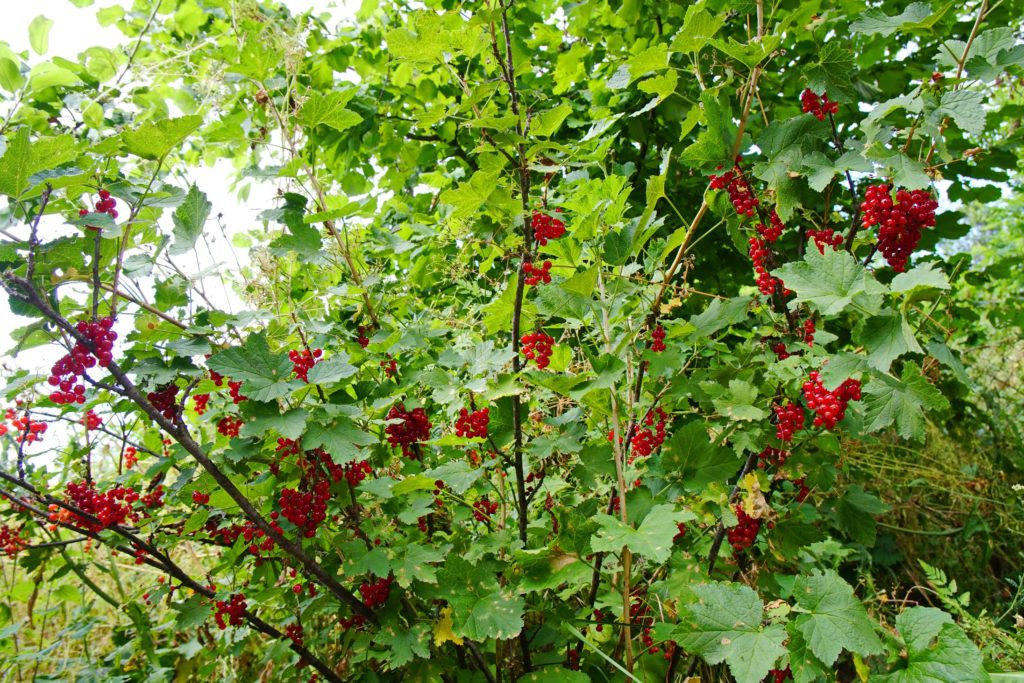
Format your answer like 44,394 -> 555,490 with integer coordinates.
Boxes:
772,341 -> 790,360
217,415 -> 243,438
140,485 -> 165,511
47,317 -> 117,404
289,348 -> 322,382
521,331 -> 555,369
380,357 -> 398,379
192,490 -> 211,505
124,446 -> 138,469
673,521 -> 687,542
147,383 -> 180,421
192,393 -> 210,415
0,410 -> 48,443
213,593 -> 247,629
802,372 -> 862,429
64,481 -> 138,530
385,403 -> 432,459
472,497 -> 499,522
805,227 -> 844,254
649,324 -> 666,352
769,667 -> 794,683
630,407 -> 668,462
756,210 -> 785,242
82,409 -> 102,431
278,480 -> 331,537
860,184 -> 938,271
629,590 -> 660,655
342,460 -> 372,489
749,237 -> 782,296
709,162 -> 758,217
566,648 -> 581,670
523,259 -> 552,286
455,407 -> 489,439
792,477 -> 811,503
756,446 -> 790,469
774,402 -> 805,442
592,608 -> 610,632
531,209 -> 566,246
0,525 -> 27,558
727,505 -> 761,552
803,318 -> 816,346
800,88 -> 838,121
228,380 -> 248,404
356,325 -> 371,348
359,576 -> 392,608
284,623 -> 304,646
79,188 -> 118,230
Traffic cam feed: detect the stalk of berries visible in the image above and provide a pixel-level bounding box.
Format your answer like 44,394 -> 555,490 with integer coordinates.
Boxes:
356,325 -> 371,348
284,624 -> 304,647
228,380 -> 248,404
216,415 -> 243,438
289,348 -> 322,382
774,402 -> 805,442
278,480 -> 331,537
193,393 -> 210,415
749,237 -> 783,296
755,210 -> 785,242
531,209 -> 566,245
769,667 -> 794,683
649,324 -> 666,352
147,383 -> 180,421
472,497 -> 499,522
727,504 -> 761,552
385,403 -> 431,459
63,481 -> 139,530
454,407 -> 489,439
673,522 -> 687,543
629,407 -> 668,462
803,318 -> 816,346
709,161 -> 759,218
772,341 -> 790,360
860,184 -> 938,271
47,317 -> 117,405
523,259 -> 552,286
0,525 -> 27,558
213,593 -> 247,629
359,576 -> 393,608
801,371 -> 862,429
342,460 -> 372,488
521,331 -> 554,369
124,446 -> 138,469
800,88 -> 838,121
192,490 -> 211,505
805,228 -> 844,253
79,188 -> 118,231
380,357 -> 398,379
82,409 -> 102,431
757,446 -> 790,469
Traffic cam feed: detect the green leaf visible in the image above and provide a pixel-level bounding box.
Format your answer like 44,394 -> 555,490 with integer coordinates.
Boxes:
924,341 -> 970,385
568,354 -> 625,400
305,354 -> 357,384
531,103 -> 571,137
791,570 -> 884,666
374,623 -> 431,669
296,91 -> 362,131
659,420 -> 740,489
590,504 -> 686,563
535,283 -> 591,322
0,128 -> 77,198
805,42 -> 855,101
28,16 -> 54,56
680,89 -> 734,169
863,362 -> 950,441
389,543 -> 449,588
712,379 -> 768,421
440,168 -> 502,220
856,311 -> 923,372
173,595 -> 212,630
817,352 -> 869,391
687,296 -> 752,338
935,90 -> 986,137
239,407 -> 307,440
891,263 -> 950,293
875,153 -> 931,190
672,583 -> 787,683
122,115 -> 203,161
206,334 -> 298,402
850,2 -> 935,36
304,418 -> 375,463
169,184 -> 211,255
775,247 -> 883,316
875,608 -> 987,683
440,558 -> 524,641
671,3 -> 725,54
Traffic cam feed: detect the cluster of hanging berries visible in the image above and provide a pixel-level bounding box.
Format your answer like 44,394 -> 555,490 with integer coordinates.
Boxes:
774,402 -> 806,442
802,372 -> 862,429
216,415 -> 243,438
356,325 -> 371,348
289,348 -> 322,382
472,497 -> 499,522
523,259 -> 552,286
207,518 -> 279,557
279,480 -> 331,537
727,505 -> 762,552
772,341 -> 790,360
455,407 -> 489,439
0,410 -> 47,443
757,446 -> 790,469
380,357 -> 398,379
649,325 -> 666,352
124,445 -> 138,469
769,667 -> 794,683
531,209 -> 566,246
860,184 -> 939,271
629,590 -> 660,655
749,236 -> 783,296
630,407 -> 669,462
800,88 -> 838,121
673,522 -> 687,543
709,161 -> 758,217
756,210 -> 785,242
521,331 -> 555,369
192,490 -> 211,505
359,576 -> 393,608
284,624 -> 304,647
147,383 -> 180,422
342,460 -> 372,489
79,188 -> 118,230
228,380 -> 248,404
47,317 -> 117,405
805,227 -> 845,254
803,319 -> 816,346
213,593 -> 247,629
63,481 -> 138,530
82,409 -> 102,431
192,393 -> 210,415
385,403 -> 431,459
0,525 -> 27,557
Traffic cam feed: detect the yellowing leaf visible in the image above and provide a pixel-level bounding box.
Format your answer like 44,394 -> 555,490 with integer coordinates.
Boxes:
433,606 -> 464,647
